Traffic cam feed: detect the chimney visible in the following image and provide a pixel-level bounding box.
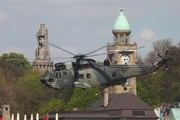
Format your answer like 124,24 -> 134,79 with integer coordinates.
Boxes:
104,88 -> 109,107
73,107 -> 79,111
1,105 -> 10,120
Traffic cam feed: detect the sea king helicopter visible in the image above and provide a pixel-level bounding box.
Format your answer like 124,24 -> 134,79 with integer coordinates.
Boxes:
40,36 -> 175,90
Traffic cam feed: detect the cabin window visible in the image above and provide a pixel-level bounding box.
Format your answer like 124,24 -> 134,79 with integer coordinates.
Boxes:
63,72 -> 67,75
112,72 -> 116,77
79,74 -> 84,79
59,72 -> 61,78
87,73 -> 91,79
132,111 -> 145,116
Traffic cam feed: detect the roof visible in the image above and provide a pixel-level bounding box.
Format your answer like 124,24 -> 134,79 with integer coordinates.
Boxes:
112,8 -> 131,34
87,93 -> 153,110
48,111 -> 112,118
170,108 -> 180,120
44,93 -> 158,119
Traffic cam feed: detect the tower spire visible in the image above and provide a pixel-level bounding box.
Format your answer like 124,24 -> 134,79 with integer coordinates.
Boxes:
112,8 -> 131,35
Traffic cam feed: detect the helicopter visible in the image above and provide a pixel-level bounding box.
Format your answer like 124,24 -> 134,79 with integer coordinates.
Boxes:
40,36 -> 175,90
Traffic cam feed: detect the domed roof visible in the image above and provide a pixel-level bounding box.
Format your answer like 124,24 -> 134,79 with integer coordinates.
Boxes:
112,8 -> 131,34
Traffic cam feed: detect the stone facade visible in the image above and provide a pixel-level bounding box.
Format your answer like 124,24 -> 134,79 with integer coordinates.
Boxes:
1,105 -> 10,120
33,22 -> 53,72
106,9 -> 137,95
106,35 -> 137,95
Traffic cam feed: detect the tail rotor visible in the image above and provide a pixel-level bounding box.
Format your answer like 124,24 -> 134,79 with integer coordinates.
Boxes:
154,48 -> 175,70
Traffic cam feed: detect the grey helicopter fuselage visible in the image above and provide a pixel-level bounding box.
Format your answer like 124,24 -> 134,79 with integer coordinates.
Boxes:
41,36 -> 174,90
41,58 -> 164,90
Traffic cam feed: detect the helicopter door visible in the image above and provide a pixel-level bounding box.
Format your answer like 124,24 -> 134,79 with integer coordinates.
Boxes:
58,70 -> 73,88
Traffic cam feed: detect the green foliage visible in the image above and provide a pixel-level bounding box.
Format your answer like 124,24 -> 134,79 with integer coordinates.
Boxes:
65,87 -> 102,111
38,98 -> 65,115
0,52 -> 31,69
20,70 -> 45,112
137,73 -> 162,108
0,62 -> 26,116
0,62 -> 24,81
137,44 -> 180,108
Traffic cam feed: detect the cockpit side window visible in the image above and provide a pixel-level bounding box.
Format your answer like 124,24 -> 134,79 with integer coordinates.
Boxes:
79,74 -> 84,79
59,72 -> 61,78
50,72 -> 55,77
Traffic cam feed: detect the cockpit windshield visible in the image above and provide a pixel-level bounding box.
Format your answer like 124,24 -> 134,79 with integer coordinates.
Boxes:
49,71 -> 61,78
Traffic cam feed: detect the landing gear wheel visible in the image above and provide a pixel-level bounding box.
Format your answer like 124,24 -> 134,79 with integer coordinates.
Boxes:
123,87 -> 127,91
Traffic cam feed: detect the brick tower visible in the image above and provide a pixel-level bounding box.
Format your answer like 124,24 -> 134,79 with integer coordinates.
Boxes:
106,8 -> 137,95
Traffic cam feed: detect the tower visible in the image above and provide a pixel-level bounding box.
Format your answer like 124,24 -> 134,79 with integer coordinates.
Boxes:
1,105 -> 10,120
107,8 -> 137,95
33,22 -> 53,71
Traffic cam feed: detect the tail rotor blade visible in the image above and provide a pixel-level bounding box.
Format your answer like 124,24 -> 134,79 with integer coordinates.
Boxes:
165,63 -> 169,70
168,58 -> 175,60
165,48 -> 169,56
155,48 -> 175,71
155,51 -> 162,58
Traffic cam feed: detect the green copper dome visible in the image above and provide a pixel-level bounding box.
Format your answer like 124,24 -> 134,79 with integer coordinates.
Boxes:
112,8 -> 131,34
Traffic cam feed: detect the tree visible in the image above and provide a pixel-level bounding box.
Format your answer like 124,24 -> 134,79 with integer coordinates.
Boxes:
0,52 -> 31,69
137,40 -> 180,107
0,62 -> 26,116
19,70 -> 45,113
137,71 -> 164,108
0,62 -> 24,80
136,54 -> 145,64
38,98 -> 65,115
144,39 -> 172,64
152,39 -> 172,55
65,87 -> 102,111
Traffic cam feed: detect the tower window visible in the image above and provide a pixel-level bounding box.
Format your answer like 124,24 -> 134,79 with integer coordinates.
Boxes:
120,34 -> 123,39
125,38 -> 128,45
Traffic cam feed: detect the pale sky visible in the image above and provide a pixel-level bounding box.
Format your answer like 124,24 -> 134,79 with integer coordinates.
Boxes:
0,0 -> 180,64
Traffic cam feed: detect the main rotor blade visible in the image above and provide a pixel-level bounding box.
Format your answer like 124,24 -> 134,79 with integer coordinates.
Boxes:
49,43 -> 76,56
108,46 -> 145,53
5,58 -> 34,61
51,57 -> 73,59
86,46 -> 144,57
85,35 -> 130,56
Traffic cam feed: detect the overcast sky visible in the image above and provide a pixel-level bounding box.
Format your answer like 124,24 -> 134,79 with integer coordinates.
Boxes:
0,0 -> 180,64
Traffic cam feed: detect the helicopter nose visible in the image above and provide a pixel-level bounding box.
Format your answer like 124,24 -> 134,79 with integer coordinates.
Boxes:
40,78 -> 45,84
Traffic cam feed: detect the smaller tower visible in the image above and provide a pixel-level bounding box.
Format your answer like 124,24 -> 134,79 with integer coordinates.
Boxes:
104,88 -> 109,107
33,22 -> 53,71
1,105 -> 10,120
